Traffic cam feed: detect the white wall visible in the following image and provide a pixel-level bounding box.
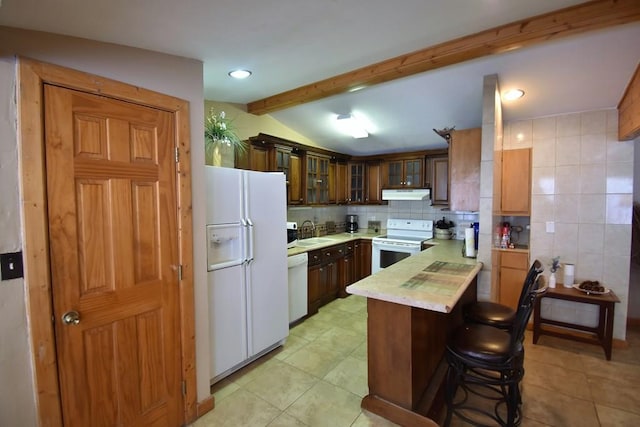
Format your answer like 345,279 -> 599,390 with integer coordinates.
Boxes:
521,109 -> 633,340
0,26 -> 208,426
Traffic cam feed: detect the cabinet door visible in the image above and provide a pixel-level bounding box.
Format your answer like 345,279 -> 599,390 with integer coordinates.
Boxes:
339,253 -> 355,298
404,159 -> 423,188
336,162 -> 349,204
349,163 -> 365,203
366,162 -> 382,204
306,155 -> 319,204
386,161 -> 403,187
449,128 -> 481,211
325,261 -> 339,302
431,156 -> 449,205
308,263 -> 324,315
501,149 -> 531,215
357,240 -> 372,279
235,143 -> 271,171
328,161 -> 337,204
319,157 -> 330,204
498,251 -> 529,309
288,152 -> 303,205
499,267 -> 527,310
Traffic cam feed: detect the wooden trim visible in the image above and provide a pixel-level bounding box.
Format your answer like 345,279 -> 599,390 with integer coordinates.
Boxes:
196,396 -> 215,418
248,0 -> 640,115
17,57 -> 197,425
617,61 -> 640,140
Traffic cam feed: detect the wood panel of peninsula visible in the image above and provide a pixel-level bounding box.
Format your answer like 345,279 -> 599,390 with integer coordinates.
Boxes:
248,0 -> 640,115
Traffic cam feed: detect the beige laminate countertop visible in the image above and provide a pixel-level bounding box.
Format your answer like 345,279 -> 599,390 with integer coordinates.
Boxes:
286,231 -> 378,256
346,239 -> 483,313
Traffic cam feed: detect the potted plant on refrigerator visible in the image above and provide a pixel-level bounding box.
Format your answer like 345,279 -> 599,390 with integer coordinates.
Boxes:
205,108 -> 246,166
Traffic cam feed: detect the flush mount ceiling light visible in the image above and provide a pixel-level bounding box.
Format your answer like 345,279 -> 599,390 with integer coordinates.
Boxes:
228,69 -> 252,79
502,89 -> 525,101
336,113 -> 369,138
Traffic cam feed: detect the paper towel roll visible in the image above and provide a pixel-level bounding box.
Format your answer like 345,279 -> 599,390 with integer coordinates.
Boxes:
465,228 -> 476,258
563,263 -> 575,288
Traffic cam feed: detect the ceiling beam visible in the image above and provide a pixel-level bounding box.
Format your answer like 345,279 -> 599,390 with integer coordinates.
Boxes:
247,0 -> 640,115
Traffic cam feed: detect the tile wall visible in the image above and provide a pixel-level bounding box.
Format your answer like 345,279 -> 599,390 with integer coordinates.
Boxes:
287,203 -> 478,237
509,109 -> 633,340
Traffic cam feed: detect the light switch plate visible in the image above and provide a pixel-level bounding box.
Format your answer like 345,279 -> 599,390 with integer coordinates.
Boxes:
1,251 -> 24,280
545,221 -> 555,233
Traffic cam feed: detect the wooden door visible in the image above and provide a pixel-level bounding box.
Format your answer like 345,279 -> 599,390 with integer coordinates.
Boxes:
44,85 -> 182,426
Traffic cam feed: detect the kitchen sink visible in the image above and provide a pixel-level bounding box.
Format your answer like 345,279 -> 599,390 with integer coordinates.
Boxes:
295,237 -> 334,247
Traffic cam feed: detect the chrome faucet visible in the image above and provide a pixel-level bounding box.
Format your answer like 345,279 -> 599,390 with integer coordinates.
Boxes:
300,220 -> 315,239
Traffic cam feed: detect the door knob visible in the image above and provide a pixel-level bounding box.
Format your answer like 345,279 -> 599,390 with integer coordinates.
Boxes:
62,311 -> 81,325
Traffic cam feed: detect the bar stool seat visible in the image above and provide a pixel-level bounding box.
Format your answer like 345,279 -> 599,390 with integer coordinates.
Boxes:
464,260 -> 543,330
464,302 -> 515,329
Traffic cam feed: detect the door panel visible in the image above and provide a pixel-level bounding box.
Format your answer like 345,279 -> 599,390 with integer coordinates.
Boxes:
44,85 -> 181,426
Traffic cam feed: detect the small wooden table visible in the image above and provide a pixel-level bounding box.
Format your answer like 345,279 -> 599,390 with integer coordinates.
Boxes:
533,286 -> 620,360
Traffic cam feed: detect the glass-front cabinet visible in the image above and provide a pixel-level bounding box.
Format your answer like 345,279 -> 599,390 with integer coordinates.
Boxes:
306,153 -> 330,204
349,162 -> 365,203
384,157 -> 423,188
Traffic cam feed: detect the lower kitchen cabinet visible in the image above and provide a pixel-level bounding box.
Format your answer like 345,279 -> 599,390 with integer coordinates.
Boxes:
338,242 -> 355,297
307,245 -> 341,315
355,239 -> 372,281
498,250 -> 529,309
307,240 -> 370,315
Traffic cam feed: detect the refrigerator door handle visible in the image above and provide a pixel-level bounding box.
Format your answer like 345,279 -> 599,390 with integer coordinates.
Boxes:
246,217 -> 255,263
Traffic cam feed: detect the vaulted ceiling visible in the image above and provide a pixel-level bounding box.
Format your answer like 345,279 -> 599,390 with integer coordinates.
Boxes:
1,0 -> 638,154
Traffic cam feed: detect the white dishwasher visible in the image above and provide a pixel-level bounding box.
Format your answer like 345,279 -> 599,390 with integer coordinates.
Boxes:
287,252 -> 308,324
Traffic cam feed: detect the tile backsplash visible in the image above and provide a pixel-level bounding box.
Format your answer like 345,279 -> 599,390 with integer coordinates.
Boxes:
288,202 -> 479,238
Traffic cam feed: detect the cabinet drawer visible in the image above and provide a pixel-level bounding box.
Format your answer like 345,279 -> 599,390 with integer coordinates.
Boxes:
343,242 -> 355,254
501,252 -> 528,270
308,250 -> 323,266
322,244 -> 345,260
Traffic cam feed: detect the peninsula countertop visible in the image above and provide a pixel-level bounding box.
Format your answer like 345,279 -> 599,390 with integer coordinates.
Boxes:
346,239 -> 483,313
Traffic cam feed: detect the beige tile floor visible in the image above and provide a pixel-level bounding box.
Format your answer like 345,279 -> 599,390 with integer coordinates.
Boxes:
192,295 -> 640,427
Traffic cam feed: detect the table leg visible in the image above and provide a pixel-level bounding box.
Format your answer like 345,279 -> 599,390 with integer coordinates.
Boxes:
533,297 -> 541,344
603,302 -> 615,361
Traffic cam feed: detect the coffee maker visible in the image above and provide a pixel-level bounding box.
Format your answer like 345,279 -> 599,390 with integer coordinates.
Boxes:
346,214 -> 359,233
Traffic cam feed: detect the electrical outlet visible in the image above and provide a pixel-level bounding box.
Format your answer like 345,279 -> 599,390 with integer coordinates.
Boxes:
1,251 -> 24,280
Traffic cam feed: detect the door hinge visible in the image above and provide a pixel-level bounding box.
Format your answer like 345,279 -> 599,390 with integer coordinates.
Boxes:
175,147 -> 180,163
177,264 -> 183,281
182,380 -> 187,396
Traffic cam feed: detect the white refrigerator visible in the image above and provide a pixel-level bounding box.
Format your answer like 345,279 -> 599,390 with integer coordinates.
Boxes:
205,166 -> 289,383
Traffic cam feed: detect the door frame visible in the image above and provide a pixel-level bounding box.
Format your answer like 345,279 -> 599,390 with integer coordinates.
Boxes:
17,57 -> 197,426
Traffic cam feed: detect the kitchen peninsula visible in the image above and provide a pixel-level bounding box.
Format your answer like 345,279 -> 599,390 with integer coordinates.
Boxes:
346,240 -> 482,426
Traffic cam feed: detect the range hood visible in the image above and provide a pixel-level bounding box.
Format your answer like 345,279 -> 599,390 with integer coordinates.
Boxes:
382,188 -> 431,201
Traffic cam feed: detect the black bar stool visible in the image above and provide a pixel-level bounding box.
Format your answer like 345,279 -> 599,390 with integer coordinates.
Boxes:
444,273 -> 547,426
464,260 -> 543,329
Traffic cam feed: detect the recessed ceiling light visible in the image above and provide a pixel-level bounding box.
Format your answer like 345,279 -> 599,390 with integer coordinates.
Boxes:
228,69 -> 252,79
502,89 -> 525,101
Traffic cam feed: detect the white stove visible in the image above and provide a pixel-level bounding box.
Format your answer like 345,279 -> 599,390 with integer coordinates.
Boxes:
372,219 -> 433,273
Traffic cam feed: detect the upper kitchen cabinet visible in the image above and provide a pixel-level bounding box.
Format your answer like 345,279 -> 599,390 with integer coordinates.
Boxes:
275,145 -> 303,205
382,155 -> 424,188
449,128 -> 481,212
347,161 -> 384,205
426,154 -> 449,206
306,152 -> 330,205
331,160 -> 349,205
235,140 -> 270,171
348,162 -> 365,204
365,161 -> 383,204
499,148 -> 531,215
